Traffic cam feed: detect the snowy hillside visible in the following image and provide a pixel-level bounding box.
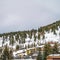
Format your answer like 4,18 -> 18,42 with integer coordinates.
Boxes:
0,21 -> 60,49
0,20 -> 60,58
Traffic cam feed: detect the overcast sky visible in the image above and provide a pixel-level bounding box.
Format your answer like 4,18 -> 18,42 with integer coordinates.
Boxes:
0,0 -> 60,33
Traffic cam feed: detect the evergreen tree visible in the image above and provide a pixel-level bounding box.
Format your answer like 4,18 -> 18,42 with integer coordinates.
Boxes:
15,34 -> 19,41
37,48 -> 42,60
9,49 -> 13,59
10,35 -> 15,46
16,45 -> 19,51
28,44 -> 30,48
34,35 -> 36,41
52,42 -> 59,54
38,33 -> 40,40
2,36 -> 5,47
34,42 -> 36,47
43,43 -> 52,60
21,37 -> 25,43
2,45 -> 13,60
42,35 -> 45,39
53,30 -> 57,35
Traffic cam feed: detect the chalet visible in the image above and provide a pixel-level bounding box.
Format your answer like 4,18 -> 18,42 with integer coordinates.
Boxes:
47,54 -> 60,60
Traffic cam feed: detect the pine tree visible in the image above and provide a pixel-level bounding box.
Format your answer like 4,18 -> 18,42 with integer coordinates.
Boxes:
34,35 -> 36,41
34,42 -> 36,47
38,33 -> 40,40
43,43 -> 52,60
52,42 -> 59,54
10,35 -> 15,46
28,44 -> 30,48
9,49 -> 13,59
53,30 -> 57,35
2,45 -> 13,60
15,34 -> 19,41
16,45 -> 19,51
2,36 -> 5,47
37,48 -> 42,60
42,35 -> 45,39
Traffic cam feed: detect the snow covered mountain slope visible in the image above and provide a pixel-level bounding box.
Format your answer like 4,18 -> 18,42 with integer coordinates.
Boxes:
0,20 -> 60,49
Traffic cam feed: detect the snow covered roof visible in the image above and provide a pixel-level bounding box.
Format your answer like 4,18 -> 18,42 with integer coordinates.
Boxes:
50,44 -> 54,47
26,47 -> 35,50
49,54 -> 60,56
32,53 -> 38,56
47,54 -> 60,59
36,45 -> 44,48
13,49 -> 26,57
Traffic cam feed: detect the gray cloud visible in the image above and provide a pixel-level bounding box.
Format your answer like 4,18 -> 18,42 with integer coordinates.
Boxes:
0,0 -> 60,33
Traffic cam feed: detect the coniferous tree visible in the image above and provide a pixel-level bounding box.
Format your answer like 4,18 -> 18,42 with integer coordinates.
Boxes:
2,36 -> 5,46
42,35 -> 45,39
52,42 -> 59,54
9,49 -> 13,59
38,33 -> 40,40
43,43 -> 52,60
53,30 -> 57,35
28,44 -> 30,48
37,48 -> 42,60
34,35 -> 36,41
16,45 -> 19,51
34,42 -> 36,47
15,34 -> 19,41
2,45 -> 13,60
10,35 -> 15,46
